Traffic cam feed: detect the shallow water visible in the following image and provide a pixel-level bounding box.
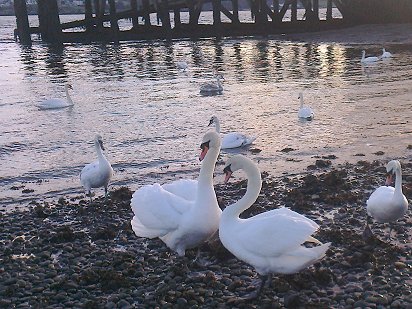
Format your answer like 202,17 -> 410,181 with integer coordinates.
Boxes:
1,14 -> 411,209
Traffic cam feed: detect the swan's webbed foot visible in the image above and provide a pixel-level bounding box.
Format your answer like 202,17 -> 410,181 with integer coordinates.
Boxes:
362,222 -> 374,242
241,274 -> 270,301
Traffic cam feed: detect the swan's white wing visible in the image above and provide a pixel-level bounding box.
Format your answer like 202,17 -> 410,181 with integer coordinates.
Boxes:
298,107 -> 314,119
367,186 -> 394,208
222,132 -> 255,149
131,183 -> 193,237
236,208 -> 319,257
37,98 -> 72,110
162,179 -> 197,202
80,161 -> 100,187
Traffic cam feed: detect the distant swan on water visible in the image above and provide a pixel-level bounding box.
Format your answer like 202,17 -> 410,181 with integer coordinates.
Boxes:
297,93 -> 314,121
80,135 -> 113,203
361,50 -> 379,64
176,59 -> 188,71
37,84 -> 74,110
200,74 -> 224,95
380,48 -> 393,59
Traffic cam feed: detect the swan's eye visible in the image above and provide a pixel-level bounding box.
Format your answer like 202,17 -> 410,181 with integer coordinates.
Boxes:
200,141 -> 210,150
223,164 -> 232,174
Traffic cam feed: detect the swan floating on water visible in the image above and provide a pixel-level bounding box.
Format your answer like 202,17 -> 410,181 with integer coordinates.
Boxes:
361,50 -> 379,64
176,59 -> 188,71
130,131 -> 222,256
200,74 -> 224,95
380,48 -> 393,59
220,155 -> 330,299
297,93 -> 314,121
364,160 -> 408,240
37,84 -> 74,110
208,116 -> 256,149
80,135 -> 113,202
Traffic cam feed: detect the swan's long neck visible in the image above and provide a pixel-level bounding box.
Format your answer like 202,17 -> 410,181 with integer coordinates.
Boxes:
394,168 -> 403,196
65,86 -> 73,105
198,144 -> 219,187
225,163 -> 262,218
299,95 -> 304,108
362,51 -> 365,60
95,141 -> 107,164
213,119 -> 221,133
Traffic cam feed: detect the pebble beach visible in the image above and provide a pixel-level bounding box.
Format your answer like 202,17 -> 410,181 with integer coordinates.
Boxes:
1,157 -> 411,308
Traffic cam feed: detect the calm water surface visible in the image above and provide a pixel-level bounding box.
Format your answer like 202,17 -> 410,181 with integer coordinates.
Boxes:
1,15 -> 411,209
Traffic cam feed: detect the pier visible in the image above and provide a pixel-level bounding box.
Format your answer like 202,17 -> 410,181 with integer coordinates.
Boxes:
13,0 -> 412,45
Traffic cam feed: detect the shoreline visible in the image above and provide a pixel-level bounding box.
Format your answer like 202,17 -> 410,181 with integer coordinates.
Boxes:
1,158 -> 411,308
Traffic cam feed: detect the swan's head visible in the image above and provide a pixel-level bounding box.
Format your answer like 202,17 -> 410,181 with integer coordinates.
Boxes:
382,48 -> 386,53
385,160 -> 401,185
208,116 -> 218,127
199,131 -> 221,161
223,155 -> 253,183
298,92 -> 303,100
94,134 -> 105,151
362,50 -> 366,56
66,84 -> 73,90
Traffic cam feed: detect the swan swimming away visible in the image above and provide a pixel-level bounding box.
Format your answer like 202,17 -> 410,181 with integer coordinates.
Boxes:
364,160 -> 408,240
130,131 -> 222,256
361,50 -> 379,63
208,116 -> 256,149
297,93 -> 314,121
37,84 -> 74,110
381,48 -> 393,59
220,155 -> 330,299
80,135 -> 113,202
200,74 -> 224,95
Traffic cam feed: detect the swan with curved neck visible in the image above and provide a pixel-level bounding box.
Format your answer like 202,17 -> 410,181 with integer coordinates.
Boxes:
80,134 -> 113,202
297,93 -> 314,121
131,131 -> 222,256
200,74 -> 224,95
37,84 -> 74,110
361,50 -> 379,63
208,116 -> 256,149
365,160 -> 408,239
220,155 -> 330,299
381,48 -> 392,59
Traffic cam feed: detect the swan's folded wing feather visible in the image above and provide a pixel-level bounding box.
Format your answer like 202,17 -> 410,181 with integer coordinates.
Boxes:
131,183 -> 192,236
162,179 -> 197,202
367,186 -> 394,207
238,212 -> 320,257
80,161 -> 99,182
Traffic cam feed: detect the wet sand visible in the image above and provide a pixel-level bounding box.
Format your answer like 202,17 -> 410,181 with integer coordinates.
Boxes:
1,158 -> 411,308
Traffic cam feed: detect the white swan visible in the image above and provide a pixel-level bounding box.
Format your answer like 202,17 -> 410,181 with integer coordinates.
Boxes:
361,50 -> 379,64
297,93 -> 314,121
365,160 -> 408,239
80,134 -> 113,202
220,155 -> 330,298
208,116 -> 256,149
200,74 -> 224,95
176,59 -> 188,71
130,131 -> 222,256
381,48 -> 393,59
37,84 -> 74,110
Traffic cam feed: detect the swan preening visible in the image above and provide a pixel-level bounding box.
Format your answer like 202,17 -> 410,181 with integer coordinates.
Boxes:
37,83 -> 74,110
80,134 -> 113,202
361,50 -> 379,64
130,131 -> 222,256
200,74 -> 224,95
208,116 -> 256,149
365,160 -> 408,239
381,48 -> 393,59
220,155 -> 330,298
297,93 -> 314,121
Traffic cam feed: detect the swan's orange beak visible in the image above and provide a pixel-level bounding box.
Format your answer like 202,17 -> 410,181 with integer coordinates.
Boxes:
199,141 -> 210,161
385,173 -> 393,186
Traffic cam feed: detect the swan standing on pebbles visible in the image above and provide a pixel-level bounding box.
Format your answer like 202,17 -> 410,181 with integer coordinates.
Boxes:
80,135 -> 113,203
220,155 -> 330,299
361,50 -> 379,64
200,74 -> 224,95
297,93 -> 314,121
208,116 -> 256,149
37,84 -> 74,110
131,131 -> 222,257
364,160 -> 408,240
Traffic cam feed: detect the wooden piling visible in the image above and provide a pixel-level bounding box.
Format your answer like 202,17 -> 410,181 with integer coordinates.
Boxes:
313,0 -> 319,20
212,0 -> 221,27
232,0 -> 240,24
160,0 -> 171,32
130,0 -> 139,28
142,0 -> 151,26
85,0 -> 93,32
291,0 -> 298,22
108,0 -> 119,42
37,0 -> 62,43
174,8 -> 181,29
13,0 -> 31,45
326,0 -> 333,20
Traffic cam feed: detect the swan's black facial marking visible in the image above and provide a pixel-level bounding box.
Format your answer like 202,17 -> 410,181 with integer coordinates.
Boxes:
98,139 -> 105,151
223,164 -> 232,174
208,118 -> 214,126
200,141 -> 210,151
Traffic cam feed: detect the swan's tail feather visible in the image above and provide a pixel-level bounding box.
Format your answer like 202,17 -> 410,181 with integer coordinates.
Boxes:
245,136 -> 257,145
306,236 -> 322,245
